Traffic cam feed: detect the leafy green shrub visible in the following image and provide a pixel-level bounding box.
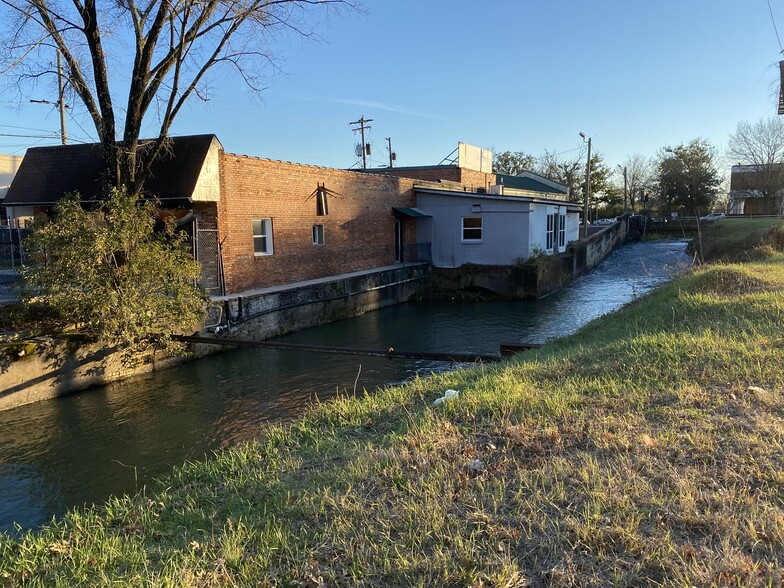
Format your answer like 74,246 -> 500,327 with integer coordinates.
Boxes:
20,188 -> 207,364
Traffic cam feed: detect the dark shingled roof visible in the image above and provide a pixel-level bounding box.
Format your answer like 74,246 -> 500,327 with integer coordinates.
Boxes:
4,134 -> 217,206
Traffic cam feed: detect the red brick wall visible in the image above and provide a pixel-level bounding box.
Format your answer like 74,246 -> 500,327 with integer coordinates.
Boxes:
218,155 -> 420,294
371,166 -> 497,192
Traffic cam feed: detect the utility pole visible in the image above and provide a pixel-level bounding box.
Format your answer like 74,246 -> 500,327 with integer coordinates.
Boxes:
386,137 -> 396,168
349,116 -> 373,169
580,132 -> 591,238
30,50 -> 68,145
618,164 -> 628,213
57,51 -> 67,145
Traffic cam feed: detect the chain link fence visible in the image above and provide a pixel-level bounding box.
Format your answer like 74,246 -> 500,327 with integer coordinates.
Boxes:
193,223 -> 223,296
0,227 -> 29,307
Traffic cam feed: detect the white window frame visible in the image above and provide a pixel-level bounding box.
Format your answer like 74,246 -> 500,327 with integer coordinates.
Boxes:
252,218 -> 273,256
558,212 -> 566,249
312,224 -> 325,245
546,212 -> 555,252
461,216 -> 483,242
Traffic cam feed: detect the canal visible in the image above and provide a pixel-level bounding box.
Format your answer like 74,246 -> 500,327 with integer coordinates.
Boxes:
0,239 -> 691,534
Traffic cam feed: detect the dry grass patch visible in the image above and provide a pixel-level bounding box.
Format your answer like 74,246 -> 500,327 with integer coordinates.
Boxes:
3,249 -> 784,586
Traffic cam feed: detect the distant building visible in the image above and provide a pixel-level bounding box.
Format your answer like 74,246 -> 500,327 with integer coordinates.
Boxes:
0,154 -> 24,225
495,171 -> 571,201
729,164 -> 784,215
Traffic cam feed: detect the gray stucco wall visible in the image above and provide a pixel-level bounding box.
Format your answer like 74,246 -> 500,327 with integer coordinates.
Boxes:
416,193 -> 532,268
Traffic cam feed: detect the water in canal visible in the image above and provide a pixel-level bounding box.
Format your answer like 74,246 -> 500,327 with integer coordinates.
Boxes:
0,240 -> 691,534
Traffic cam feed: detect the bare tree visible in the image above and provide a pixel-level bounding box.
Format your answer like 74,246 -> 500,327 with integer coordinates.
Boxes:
727,117 -> 784,214
618,153 -> 655,213
538,149 -> 584,201
1,0 -> 357,196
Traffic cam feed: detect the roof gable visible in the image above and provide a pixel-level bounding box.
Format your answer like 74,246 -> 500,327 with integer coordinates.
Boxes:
497,171 -> 568,195
4,134 -> 220,206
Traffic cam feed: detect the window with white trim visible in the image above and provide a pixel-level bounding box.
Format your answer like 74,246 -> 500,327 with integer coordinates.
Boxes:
252,218 -> 273,255
546,213 -> 555,251
312,224 -> 325,245
558,213 -> 566,248
462,216 -> 482,241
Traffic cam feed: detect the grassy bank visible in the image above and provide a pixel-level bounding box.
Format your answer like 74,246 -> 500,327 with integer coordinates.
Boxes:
2,226 -> 784,586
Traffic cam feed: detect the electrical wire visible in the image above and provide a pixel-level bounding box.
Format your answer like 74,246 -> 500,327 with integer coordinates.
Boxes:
768,0 -> 784,53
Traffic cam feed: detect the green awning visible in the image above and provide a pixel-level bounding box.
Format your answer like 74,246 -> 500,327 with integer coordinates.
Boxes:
393,207 -> 431,218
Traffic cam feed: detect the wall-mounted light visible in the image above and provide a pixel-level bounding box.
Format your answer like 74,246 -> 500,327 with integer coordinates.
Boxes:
472,204 -> 481,213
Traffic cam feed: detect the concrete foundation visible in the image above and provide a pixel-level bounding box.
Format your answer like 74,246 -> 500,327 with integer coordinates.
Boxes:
213,263 -> 429,341
0,338 -> 181,411
431,216 -> 630,299
0,264 -> 429,411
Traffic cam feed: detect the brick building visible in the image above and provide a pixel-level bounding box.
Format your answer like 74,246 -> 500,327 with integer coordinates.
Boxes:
4,135 -> 497,296
206,153 -> 426,294
729,164 -> 784,215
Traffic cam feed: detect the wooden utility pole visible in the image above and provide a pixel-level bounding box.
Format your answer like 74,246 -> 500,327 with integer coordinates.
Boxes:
386,137 -> 396,168
349,116 -> 372,169
580,133 -> 591,238
56,51 -> 67,145
30,50 -> 68,144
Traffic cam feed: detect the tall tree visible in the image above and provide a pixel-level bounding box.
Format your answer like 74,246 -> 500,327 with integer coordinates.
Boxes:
727,117 -> 784,214
617,153 -> 655,213
656,139 -> 720,216
538,149 -> 584,202
584,152 -> 619,213
1,0 -> 356,196
493,150 -> 535,175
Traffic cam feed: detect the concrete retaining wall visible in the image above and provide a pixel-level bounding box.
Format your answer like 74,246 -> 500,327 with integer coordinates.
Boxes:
578,216 -> 630,273
431,216 -> 630,299
215,263 -> 429,341
0,264 -> 429,412
0,339 -> 180,411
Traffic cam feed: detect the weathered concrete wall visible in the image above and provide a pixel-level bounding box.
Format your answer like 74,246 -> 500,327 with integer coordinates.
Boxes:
432,253 -> 573,299
0,264 -> 429,412
431,215 -> 631,299
576,216 -> 630,273
0,339 -> 182,411
215,264 -> 429,341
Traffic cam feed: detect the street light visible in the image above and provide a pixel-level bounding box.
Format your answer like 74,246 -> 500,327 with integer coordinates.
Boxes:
617,164 -> 627,213
580,132 -> 591,238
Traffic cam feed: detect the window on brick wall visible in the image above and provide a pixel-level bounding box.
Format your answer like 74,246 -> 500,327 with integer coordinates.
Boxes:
252,218 -> 273,255
312,224 -> 325,245
462,216 -> 482,241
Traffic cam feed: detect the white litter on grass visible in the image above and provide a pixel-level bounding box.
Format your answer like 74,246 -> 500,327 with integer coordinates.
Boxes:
434,389 -> 459,405
466,459 -> 485,472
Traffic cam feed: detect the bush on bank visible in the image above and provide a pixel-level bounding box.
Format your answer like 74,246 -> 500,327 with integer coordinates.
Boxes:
2,224 -> 784,587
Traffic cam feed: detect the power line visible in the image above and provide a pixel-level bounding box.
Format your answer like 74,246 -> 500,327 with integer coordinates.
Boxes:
768,0 -> 783,53
0,123 -> 58,134
0,133 -> 58,139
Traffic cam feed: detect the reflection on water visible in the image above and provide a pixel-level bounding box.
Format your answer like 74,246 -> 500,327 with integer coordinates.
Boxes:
0,240 -> 690,534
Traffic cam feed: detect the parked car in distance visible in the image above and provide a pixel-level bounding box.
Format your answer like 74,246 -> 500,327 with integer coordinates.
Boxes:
594,217 -> 617,225
700,212 -> 725,221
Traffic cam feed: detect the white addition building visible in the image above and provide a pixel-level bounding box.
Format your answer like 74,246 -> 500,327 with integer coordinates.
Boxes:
413,175 -> 581,269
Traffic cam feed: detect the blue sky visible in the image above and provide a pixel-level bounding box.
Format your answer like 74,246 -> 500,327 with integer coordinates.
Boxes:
2,0 -> 783,174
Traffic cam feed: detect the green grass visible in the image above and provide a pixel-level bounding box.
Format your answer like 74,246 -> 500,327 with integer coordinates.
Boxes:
2,224 -> 784,586
697,218 -> 784,262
